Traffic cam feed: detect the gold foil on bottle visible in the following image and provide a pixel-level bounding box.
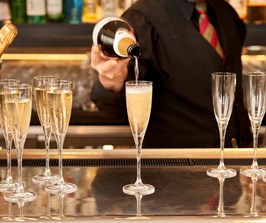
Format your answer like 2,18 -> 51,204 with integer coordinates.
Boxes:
0,23 -> 18,57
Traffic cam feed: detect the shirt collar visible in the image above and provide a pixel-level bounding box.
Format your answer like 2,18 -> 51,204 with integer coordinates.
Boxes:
171,0 -> 195,21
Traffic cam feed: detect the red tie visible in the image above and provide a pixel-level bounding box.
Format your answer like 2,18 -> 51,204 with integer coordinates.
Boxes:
196,0 -> 224,58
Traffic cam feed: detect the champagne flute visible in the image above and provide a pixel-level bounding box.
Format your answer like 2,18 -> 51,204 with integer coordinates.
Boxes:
4,84 -> 37,204
32,76 -> 60,185
45,80 -> 77,195
207,72 -> 237,178
123,80 -> 155,195
52,194 -> 75,220
240,72 -> 266,177
0,79 -> 20,192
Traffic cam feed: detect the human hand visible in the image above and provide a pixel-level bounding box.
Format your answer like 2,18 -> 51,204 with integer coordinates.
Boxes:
91,45 -> 130,92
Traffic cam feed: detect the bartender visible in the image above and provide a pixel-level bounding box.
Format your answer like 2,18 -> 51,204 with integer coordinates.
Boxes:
90,0 -> 252,148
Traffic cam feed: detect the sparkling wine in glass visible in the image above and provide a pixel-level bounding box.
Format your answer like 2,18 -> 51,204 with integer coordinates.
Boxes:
207,72 -> 237,179
4,84 -> 37,205
0,79 -> 20,192
45,80 -> 77,195
123,80 -> 155,195
32,76 -> 60,185
240,71 -> 266,177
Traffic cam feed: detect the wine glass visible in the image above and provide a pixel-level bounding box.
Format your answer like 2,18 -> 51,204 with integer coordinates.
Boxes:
52,194 -> 75,221
32,76 -> 60,185
207,72 -> 237,179
45,80 -> 77,195
123,80 -> 155,195
240,71 -> 266,177
4,84 -> 37,204
0,79 -> 20,192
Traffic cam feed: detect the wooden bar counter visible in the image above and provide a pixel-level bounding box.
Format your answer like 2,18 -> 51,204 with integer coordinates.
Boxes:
0,148 -> 266,222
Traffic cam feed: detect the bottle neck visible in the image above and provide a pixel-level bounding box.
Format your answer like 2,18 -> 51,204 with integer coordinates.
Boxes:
127,44 -> 142,58
0,23 -> 18,57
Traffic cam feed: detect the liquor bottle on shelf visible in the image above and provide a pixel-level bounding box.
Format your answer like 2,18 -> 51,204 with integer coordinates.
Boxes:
65,0 -> 83,24
122,0 -> 137,11
0,23 -> 18,57
0,0 -> 11,23
82,0 -> 98,23
100,0 -> 118,18
227,0 -> 247,21
26,0 -> 46,24
247,0 -> 266,24
46,0 -> 65,23
92,17 -> 142,58
10,0 -> 27,24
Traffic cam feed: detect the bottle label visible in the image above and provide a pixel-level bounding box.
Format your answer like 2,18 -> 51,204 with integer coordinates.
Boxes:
113,28 -> 136,57
47,0 -> 63,15
27,0 -> 46,16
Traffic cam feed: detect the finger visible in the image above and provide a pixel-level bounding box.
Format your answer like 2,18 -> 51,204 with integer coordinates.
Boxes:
98,59 -> 118,74
91,45 -> 102,68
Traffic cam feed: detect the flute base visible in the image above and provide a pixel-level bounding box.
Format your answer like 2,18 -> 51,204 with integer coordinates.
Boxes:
123,183 -> 155,196
52,215 -> 75,221
45,182 -> 77,195
0,181 -> 18,192
4,191 -> 37,203
240,167 -> 266,178
207,168 -> 237,179
32,174 -> 60,185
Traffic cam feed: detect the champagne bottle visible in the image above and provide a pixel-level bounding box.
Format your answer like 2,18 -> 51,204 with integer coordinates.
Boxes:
0,23 -> 18,57
46,0 -> 65,23
92,17 -> 142,58
26,0 -> 46,24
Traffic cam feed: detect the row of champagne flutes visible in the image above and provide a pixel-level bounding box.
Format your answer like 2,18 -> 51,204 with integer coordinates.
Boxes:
126,71 -> 266,198
208,71 -> 266,180
0,76 -> 77,220
210,71 -> 266,218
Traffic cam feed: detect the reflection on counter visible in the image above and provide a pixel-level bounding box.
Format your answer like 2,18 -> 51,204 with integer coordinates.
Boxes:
1,163 -> 266,220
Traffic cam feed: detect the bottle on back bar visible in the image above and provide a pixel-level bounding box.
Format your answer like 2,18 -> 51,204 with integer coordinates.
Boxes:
82,0 -> 98,23
26,0 -> 46,24
92,17 -> 142,58
46,0 -> 65,23
247,0 -> 266,23
10,0 -> 27,24
65,0 -> 83,24
0,0 -> 11,23
0,23 -> 18,57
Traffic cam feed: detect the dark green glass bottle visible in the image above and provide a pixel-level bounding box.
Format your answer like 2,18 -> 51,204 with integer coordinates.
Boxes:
10,0 -> 27,24
26,0 -> 46,24
46,0 -> 65,23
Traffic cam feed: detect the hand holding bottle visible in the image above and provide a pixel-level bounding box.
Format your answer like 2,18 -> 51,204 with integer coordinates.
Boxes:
91,45 -> 130,93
